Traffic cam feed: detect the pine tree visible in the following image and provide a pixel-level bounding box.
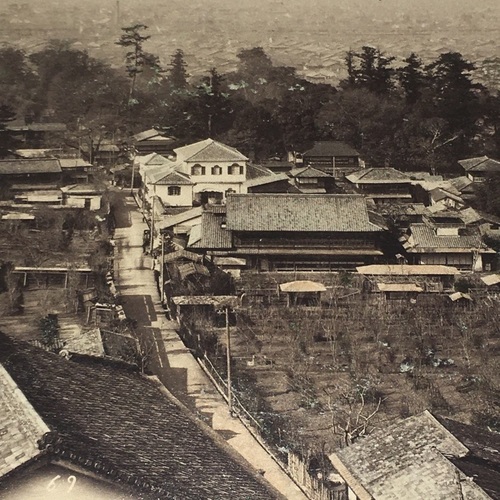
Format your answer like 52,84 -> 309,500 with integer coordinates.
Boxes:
167,49 -> 189,91
426,52 -> 483,132
116,24 -> 151,103
398,53 -> 426,104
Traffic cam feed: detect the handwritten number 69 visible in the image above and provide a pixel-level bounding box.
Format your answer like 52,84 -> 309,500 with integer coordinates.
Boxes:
47,475 -> 77,492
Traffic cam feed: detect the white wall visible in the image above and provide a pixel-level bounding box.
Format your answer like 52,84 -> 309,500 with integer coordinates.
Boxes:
181,161 -> 247,196
151,184 -> 193,207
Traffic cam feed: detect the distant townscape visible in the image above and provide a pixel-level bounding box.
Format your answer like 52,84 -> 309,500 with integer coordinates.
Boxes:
0,9 -> 499,500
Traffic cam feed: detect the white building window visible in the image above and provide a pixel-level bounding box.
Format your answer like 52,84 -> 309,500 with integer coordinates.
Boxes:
212,165 -> 222,175
228,164 -> 243,175
191,164 -> 206,175
168,186 -> 181,196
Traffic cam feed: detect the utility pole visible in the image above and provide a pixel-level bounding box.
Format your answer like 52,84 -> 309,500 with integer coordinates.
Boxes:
130,161 -> 135,196
160,231 -> 165,303
150,196 -> 155,254
226,305 -> 232,415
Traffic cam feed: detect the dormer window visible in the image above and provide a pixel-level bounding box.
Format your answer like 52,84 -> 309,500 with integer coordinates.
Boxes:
191,164 -> 205,175
212,165 -> 222,175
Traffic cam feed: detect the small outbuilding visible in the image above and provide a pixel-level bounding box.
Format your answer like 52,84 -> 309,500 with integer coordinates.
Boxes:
279,280 -> 327,306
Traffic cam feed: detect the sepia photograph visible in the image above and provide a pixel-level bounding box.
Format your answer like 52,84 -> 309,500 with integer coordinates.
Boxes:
0,0 -> 499,498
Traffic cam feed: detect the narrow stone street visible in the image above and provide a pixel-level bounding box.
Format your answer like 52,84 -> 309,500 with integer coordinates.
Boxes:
112,191 -> 308,500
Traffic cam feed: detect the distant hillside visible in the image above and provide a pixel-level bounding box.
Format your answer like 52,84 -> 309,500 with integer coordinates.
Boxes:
1,0 -> 499,88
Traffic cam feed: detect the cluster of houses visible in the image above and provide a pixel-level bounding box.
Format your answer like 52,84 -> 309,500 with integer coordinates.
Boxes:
133,131 -> 500,287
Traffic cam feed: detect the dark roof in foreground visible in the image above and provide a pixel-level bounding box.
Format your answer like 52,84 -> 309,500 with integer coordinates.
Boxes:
435,415 -> 500,500
303,141 -> 359,157
226,194 -> 381,232
0,333 -> 279,500
330,411 -> 493,500
0,158 -> 62,175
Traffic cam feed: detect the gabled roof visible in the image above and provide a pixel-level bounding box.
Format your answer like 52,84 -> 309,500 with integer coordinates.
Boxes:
163,249 -> 204,263
145,161 -> 192,185
289,166 -> 332,178
303,141 -> 359,157
346,167 -> 411,184
0,364 -> 49,477
0,159 -> 61,175
330,411 -> 492,500
175,138 -> 248,162
459,156 -> 500,173
0,333 -> 279,499
154,170 -> 193,186
225,194 -> 381,232
135,152 -> 170,166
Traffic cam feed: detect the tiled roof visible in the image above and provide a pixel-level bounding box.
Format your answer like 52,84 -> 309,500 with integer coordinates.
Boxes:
158,206 -> 203,229
448,176 -> 474,193
0,364 -> 49,478
189,212 -> 233,249
175,139 -> 248,162
459,207 -> 500,226
244,173 -> 290,188
346,167 -> 411,184
408,224 -> 489,252
226,194 -> 381,232
0,159 -> 62,175
133,128 -> 162,142
430,187 -> 464,203
289,166 -> 332,178
0,333 -> 279,499
434,417 -> 500,500
303,141 -> 359,157
145,161 -> 190,184
330,411 -> 491,500
459,156 -> 500,173
246,163 -> 275,180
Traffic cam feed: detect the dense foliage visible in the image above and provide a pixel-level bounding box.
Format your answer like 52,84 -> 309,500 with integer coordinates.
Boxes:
0,30 -> 499,170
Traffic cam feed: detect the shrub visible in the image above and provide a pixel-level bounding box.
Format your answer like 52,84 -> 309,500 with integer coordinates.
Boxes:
39,314 -> 60,347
